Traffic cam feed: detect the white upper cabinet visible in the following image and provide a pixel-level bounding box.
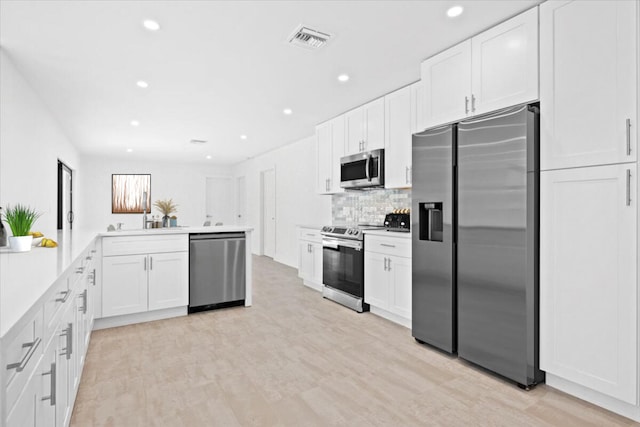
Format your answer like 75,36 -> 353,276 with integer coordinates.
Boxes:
316,121 -> 332,194
540,0 -> 637,170
421,7 -> 538,128
385,85 -> 413,188
316,116 -> 345,194
421,40 -> 472,128
411,81 -> 426,134
472,7 -> 539,115
345,98 -> 385,155
540,163 -> 637,404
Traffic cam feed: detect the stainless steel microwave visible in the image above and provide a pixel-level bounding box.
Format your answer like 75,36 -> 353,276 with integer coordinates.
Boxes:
340,149 -> 384,189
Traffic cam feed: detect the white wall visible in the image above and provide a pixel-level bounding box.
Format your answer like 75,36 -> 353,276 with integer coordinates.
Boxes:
0,49 -> 80,236
79,155 -> 233,231
233,135 -> 331,268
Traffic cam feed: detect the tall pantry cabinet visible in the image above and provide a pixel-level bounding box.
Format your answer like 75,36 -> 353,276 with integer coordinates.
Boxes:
539,0 -> 640,418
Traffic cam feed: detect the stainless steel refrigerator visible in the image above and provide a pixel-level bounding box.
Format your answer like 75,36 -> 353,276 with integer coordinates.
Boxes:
412,104 -> 544,387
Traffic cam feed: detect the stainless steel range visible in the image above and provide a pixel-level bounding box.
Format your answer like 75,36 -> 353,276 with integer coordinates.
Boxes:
320,225 -> 382,312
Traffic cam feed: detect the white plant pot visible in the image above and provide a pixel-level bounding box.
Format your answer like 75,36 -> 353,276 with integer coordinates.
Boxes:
9,236 -> 33,252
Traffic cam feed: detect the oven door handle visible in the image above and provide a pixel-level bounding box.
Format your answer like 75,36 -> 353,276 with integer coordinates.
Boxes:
322,237 -> 362,250
323,242 -> 340,250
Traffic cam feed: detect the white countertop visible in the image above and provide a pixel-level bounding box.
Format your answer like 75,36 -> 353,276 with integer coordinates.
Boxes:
0,229 -> 99,337
99,225 -> 253,237
296,224 -> 323,230
363,229 -> 412,239
0,225 -> 254,337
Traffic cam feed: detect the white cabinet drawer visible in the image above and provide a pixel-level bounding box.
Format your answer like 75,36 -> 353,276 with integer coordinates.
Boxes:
298,228 -> 322,243
102,234 -> 188,256
4,308 -> 43,413
365,235 -> 411,258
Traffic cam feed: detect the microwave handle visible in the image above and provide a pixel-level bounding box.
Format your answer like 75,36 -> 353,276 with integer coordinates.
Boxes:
365,155 -> 371,181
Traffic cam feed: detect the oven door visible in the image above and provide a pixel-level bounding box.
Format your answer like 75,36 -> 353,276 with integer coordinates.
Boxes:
322,236 -> 364,298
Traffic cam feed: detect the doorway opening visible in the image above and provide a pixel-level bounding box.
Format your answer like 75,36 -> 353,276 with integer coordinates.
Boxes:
260,168 -> 276,258
236,176 -> 246,225
205,176 -> 234,226
57,160 -> 73,230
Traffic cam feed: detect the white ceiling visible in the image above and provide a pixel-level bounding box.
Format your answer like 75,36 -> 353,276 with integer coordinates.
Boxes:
0,0 -> 541,165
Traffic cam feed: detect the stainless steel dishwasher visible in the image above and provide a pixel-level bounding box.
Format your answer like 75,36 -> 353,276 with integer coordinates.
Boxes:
189,232 -> 246,313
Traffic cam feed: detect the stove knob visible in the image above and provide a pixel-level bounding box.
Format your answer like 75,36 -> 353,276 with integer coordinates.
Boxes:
353,230 -> 359,236
347,229 -> 353,235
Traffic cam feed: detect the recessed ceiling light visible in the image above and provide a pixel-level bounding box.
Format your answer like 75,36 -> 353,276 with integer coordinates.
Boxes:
136,80 -> 149,88
240,134 -> 248,140
143,20 -> 161,31
126,148 -> 133,153
283,108 -> 293,115
447,5 -> 464,18
206,155 -> 212,160
337,74 -> 350,82
130,120 -> 140,126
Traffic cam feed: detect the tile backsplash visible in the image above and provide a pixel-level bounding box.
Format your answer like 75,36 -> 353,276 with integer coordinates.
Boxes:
332,188 -> 411,225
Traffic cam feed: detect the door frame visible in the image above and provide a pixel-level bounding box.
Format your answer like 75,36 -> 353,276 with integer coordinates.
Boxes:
260,168 -> 276,257
57,160 -> 73,230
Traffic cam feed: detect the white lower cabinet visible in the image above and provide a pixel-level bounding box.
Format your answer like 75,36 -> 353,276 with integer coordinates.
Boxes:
102,235 -> 189,318
102,255 -> 147,317
2,241 -> 96,427
540,163 -> 637,404
298,228 -> 323,291
364,234 -> 412,325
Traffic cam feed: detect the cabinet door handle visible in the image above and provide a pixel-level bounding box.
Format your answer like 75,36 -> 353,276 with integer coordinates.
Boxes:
405,166 -> 409,184
56,289 -> 70,303
383,257 -> 388,271
387,258 -> 392,271
41,362 -> 56,406
150,256 -> 153,270
627,118 -> 632,156
144,257 -> 147,271
626,169 -> 632,206
380,243 -> 396,248
409,166 -> 412,184
6,337 -> 41,372
76,267 -> 84,274
60,322 -> 73,360
78,289 -> 87,314
92,268 -> 96,286
471,94 -> 476,113
464,96 -> 469,114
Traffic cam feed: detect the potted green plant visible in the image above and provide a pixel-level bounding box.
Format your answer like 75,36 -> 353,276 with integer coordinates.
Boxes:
153,199 -> 178,227
2,204 -> 42,252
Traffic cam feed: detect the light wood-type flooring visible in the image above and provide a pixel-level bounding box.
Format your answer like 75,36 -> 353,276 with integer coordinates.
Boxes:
71,256 -> 637,426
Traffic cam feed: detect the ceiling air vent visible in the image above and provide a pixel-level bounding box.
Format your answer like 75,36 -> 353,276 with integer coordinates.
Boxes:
288,25 -> 332,50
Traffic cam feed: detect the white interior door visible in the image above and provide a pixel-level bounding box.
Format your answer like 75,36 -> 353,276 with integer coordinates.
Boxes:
235,176 -> 246,225
205,177 -> 234,226
261,169 -> 276,258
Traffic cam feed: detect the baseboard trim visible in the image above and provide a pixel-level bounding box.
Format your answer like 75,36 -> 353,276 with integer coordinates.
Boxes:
93,306 -> 187,330
546,373 -> 640,422
302,279 -> 322,292
370,306 -> 411,329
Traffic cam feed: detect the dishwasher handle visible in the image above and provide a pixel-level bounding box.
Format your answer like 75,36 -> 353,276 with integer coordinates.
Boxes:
189,232 -> 246,240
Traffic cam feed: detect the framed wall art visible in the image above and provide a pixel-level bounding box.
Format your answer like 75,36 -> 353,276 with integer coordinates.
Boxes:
111,174 -> 151,214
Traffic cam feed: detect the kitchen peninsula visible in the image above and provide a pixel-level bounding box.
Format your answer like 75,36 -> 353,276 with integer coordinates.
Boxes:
0,226 -> 253,426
